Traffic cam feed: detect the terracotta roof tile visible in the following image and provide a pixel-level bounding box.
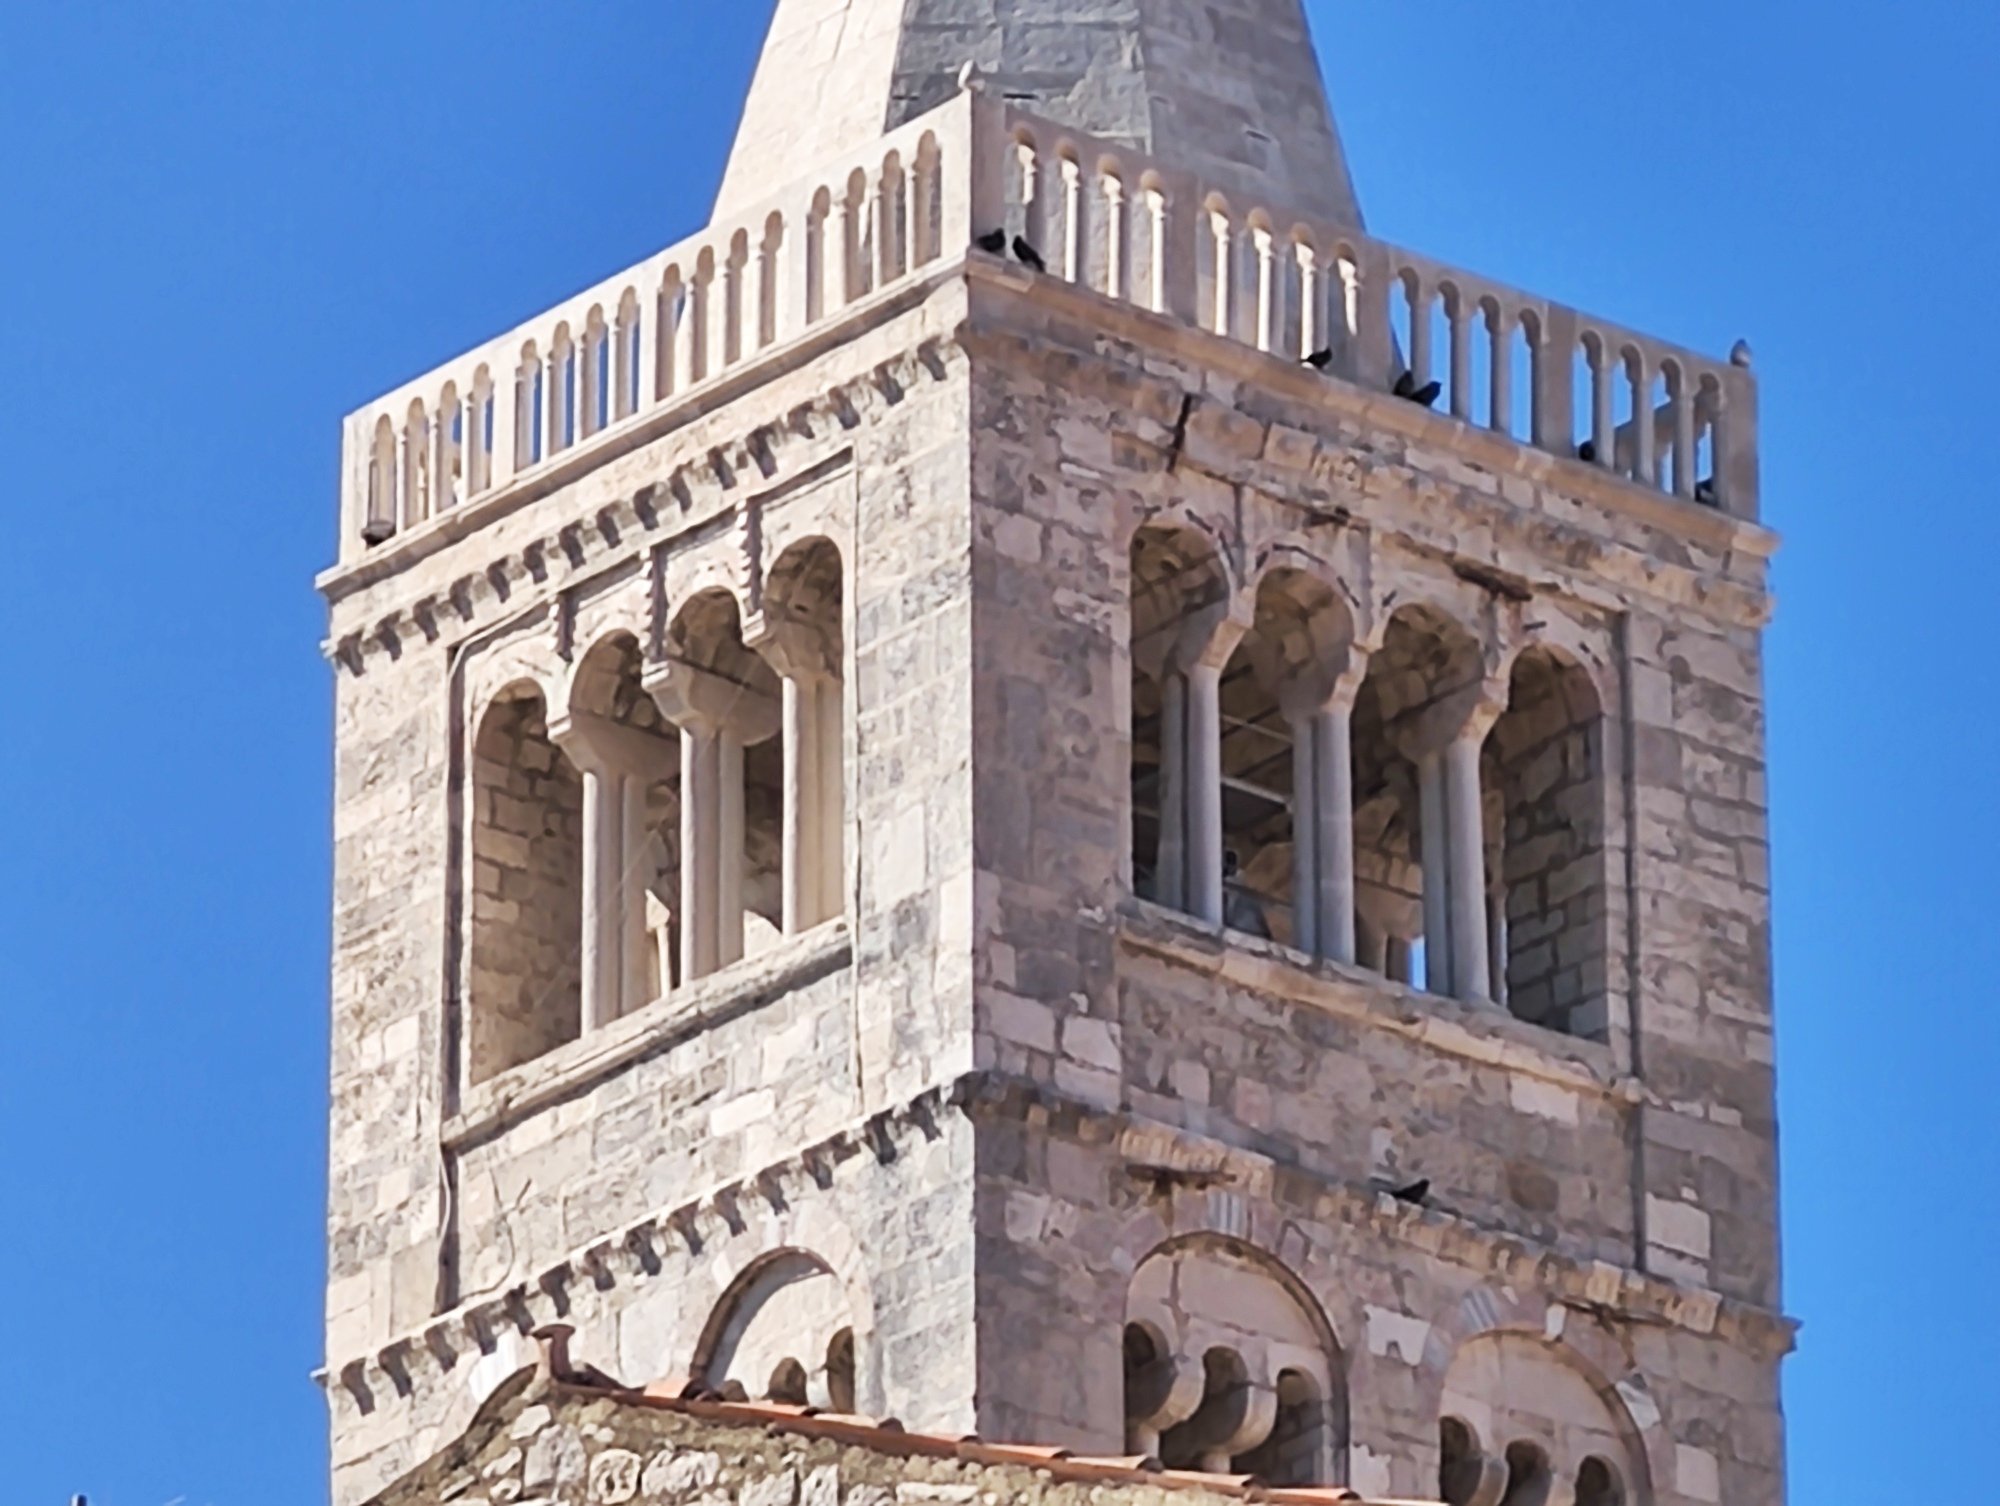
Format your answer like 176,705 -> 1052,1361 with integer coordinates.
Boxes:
537,1331 -> 1436,1506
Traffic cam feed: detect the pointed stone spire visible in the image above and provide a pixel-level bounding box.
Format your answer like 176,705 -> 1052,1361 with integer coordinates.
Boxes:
716,0 -> 1363,227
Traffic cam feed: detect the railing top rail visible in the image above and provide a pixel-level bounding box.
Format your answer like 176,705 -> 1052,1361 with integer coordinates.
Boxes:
344,97 -> 971,428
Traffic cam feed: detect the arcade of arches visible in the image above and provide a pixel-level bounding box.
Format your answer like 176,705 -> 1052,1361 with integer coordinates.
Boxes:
464,539 -> 846,1085
1129,523 -> 1611,1041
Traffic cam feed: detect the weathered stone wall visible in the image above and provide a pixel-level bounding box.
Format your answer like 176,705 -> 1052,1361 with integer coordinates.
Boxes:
954,269 -> 1782,1502
325,247 -> 1785,1506
323,281 -> 988,1504
1486,648 -> 1610,1038
468,687 -> 585,1082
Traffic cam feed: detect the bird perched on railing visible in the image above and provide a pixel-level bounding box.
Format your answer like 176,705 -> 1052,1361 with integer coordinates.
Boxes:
1302,347 -> 1335,371
975,228 -> 1007,255
1011,235 -> 1047,273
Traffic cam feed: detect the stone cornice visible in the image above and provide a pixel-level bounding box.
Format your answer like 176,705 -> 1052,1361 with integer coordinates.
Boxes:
959,261 -> 1777,633
1117,900 -> 1633,1100
320,315 -> 967,680
322,1067 -> 1794,1417
951,1071 -> 1801,1365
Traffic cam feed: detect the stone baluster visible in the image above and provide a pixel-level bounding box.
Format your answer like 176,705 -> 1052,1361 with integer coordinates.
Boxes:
1058,154 -> 1084,282
1207,206 -> 1234,340
1673,367 -> 1699,498
1533,305 -> 1577,454
1099,172 -> 1128,302
1407,274 -> 1434,393
1252,224 -> 1277,353
1488,304 -> 1514,434
1296,240 -> 1322,364
1447,287 -> 1473,420
1629,351 -> 1657,486
1590,340 -> 1617,467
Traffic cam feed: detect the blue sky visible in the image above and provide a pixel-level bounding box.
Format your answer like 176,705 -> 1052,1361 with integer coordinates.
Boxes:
0,3 -> 1992,1503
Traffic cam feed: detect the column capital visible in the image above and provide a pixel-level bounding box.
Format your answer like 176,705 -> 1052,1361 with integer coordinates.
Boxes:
643,657 -> 782,743
548,709 -> 677,779
742,606 -> 840,684
1276,641 -> 1371,721
1389,675 -> 1508,760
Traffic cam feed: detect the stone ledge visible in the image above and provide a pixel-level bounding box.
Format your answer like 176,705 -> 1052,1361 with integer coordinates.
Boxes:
320,1076 -> 964,1418
1116,900 -> 1633,1103
954,1070 -> 1799,1364
320,326 -> 965,680
320,258 -> 970,603
446,919 -> 854,1150
960,257 -> 1780,568
320,1065 -> 1796,1430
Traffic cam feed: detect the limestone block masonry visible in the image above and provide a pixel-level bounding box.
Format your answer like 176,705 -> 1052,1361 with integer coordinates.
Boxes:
322,11 -> 1789,1506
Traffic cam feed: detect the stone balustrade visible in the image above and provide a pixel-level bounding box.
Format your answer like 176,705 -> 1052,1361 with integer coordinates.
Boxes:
337,90 -> 1759,564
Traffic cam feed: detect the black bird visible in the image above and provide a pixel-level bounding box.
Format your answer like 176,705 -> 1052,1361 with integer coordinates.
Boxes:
975,228 -> 1008,255
1576,439 -> 1599,463
1012,235 -> 1047,273
1302,348 -> 1336,371
1694,477 -> 1719,506
1390,1178 -> 1431,1206
1393,370 -> 1444,409
361,519 -> 396,547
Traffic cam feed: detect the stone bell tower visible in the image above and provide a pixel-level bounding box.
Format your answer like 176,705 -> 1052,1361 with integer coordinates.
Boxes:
321,3 -> 1790,1504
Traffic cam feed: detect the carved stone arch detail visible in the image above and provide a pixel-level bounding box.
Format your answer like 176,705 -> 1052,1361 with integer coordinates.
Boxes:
1493,605 -> 1620,721
1421,1300 -> 1669,1506
686,1218 -> 876,1409
1119,1231 -> 1349,1486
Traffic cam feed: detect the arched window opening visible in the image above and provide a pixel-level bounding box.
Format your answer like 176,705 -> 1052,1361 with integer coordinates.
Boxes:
1576,1456 -> 1625,1506
1125,1240 -> 1346,1485
1349,606 -> 1489,1001
1484,646 -> 1608,1039
559,634 -> 683,1023
1129,524 -> 1234,924
767,1357 -> 809,1405
758,539 -> 846,933
1439,1417 -> 1486,1506
1225,569 -> 1360,959
825,1327 -> 857,1413
1501,1442 -> 1554,1506
694,1250 -> 855,1406
1234,1369 -> 1326,1486
1158,1347 -> 1256,1473
659,592 -> 785,984
1441,1332 -> 1650,1506
467,685 -> 584,1083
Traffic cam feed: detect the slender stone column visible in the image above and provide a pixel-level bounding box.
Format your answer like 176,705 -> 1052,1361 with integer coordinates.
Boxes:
816,676 -> 844,921
680,724 -> 720,985
1446,728 -> 1492,1004
621,775 -> 652,1010
1185,662 -> 1225,925
577,764 -> 620,1032
1313,703 -> 1357,964
1417,751 -> 1453,996
1289,714 -> 1319,957
1156,673 -> 1188,912
718,730 -> 746,968
781,676 -> 821,934
1487,889 -> 1510,1012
